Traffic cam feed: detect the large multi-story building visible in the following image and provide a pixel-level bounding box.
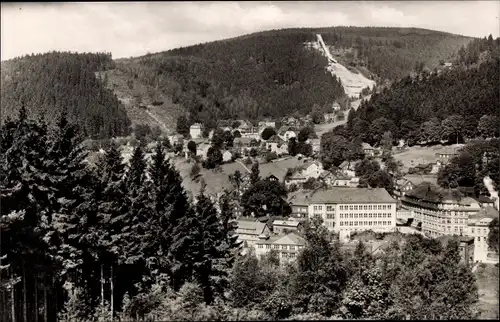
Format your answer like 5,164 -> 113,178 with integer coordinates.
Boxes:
401,182 -> 482,238
465,206 -> 499,263
289,187 -> 397,233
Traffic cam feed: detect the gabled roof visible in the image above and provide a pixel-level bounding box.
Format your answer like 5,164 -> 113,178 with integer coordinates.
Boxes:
235,218 -> 269,236
362,142 -> 374,149
273,219 -> 301,227
468,206 -> 499,222
319,170 -> 334,179
267,135 -> 284,143
256,232 -> 306,246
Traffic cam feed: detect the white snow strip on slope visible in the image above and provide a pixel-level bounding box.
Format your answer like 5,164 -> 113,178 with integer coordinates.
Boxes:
307,34 -> 376,98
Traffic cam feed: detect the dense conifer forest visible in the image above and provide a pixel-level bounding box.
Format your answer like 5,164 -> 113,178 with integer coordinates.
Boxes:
115,27 -> 471,129
345,36 -> 500,146
0,52 -> 131,139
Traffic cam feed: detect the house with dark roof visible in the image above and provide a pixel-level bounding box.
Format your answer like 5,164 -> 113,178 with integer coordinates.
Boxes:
272,219 -> 303,234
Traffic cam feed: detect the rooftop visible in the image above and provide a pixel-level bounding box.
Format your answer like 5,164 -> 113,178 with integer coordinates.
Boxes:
235,218 -> 269,236
255,232 -> 306,246
290,187 -> 396,205
405,182 -> 466,203
468,206 -> 499,223
273,219 -> 301,227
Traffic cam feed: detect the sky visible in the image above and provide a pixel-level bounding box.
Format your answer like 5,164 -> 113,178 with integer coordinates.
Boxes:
1,1 -> 499,60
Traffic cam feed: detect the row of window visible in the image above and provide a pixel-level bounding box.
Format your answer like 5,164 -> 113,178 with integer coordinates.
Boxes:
470,228 -> 488,235
339,221 -> 391,227
340,213 -> 392,219
313,204 -> 393,211
340,204 -> 392,211
257,244 -> 304,251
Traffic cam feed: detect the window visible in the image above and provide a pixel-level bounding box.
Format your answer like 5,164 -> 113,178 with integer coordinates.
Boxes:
364,205 -> 368,210
327,205 -> 334,212
349,205 -> 353,210
368,205 -> 372,210
354,205 -> 358,210
364,214 -> 368,218
340,214 -> 344,219
471,228 -> 475,234
350,214 -> 353,219
273,245 -> 279,249
340,221 -> 343,226
327,214 -> 334,219
266,245 -> 271,249
289,245 -> 295,250
258,244 -> 263,248
282,245 -> 287,250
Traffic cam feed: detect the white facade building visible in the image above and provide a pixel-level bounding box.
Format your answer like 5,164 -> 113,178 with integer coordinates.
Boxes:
189,123 -> 203,139
291,187 -> 397,233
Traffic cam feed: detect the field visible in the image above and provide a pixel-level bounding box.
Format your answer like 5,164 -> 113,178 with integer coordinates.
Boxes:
475,263 -> 499,319
173,156 -> 310,198
392,144 -> 464,172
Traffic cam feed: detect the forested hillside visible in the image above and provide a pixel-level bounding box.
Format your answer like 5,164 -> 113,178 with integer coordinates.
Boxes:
115,27 -> 471,130
0,52 -> 131,139
347,36 -> 500,146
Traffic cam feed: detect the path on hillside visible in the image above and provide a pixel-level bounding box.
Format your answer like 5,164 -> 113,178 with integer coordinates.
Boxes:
145,109 -> 169,133
236,160 -> 252,173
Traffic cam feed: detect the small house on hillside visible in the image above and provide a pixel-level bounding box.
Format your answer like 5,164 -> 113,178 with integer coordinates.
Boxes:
303,162 -> 324,179
190,123 -> 203,139
324,113 -> 336,123
435,148 -> 460,163
362,142 -> 375,157
339,161 -> 357,177
272,219 -> 302,234
234,218 -> 271,249
319,171 -> 336,186
393,178 -> 417,200
277,127 -> 297,142
223,150 -> 233,162
266,135 -> 286,154
310,139 -> 321,153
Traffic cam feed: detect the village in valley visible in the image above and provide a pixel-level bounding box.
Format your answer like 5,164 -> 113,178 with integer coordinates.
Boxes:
88,94 -> 499,270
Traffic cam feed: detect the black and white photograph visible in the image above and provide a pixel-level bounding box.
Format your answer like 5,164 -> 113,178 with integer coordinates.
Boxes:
1,1 -> 499,321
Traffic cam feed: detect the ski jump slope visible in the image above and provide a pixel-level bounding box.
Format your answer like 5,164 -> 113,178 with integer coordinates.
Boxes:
312,34 -> 376,98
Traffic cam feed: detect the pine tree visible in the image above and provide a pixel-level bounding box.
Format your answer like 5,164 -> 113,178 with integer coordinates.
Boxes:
250,162 -> 260,185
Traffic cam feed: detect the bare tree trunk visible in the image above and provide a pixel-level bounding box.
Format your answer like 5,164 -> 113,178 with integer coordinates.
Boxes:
34,278 -> 38,322
43,285 -> 47,322
11,270 -> 16,322
100,264 -> 104,307
110,265 -> 114,321
22,262 -> 27,322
